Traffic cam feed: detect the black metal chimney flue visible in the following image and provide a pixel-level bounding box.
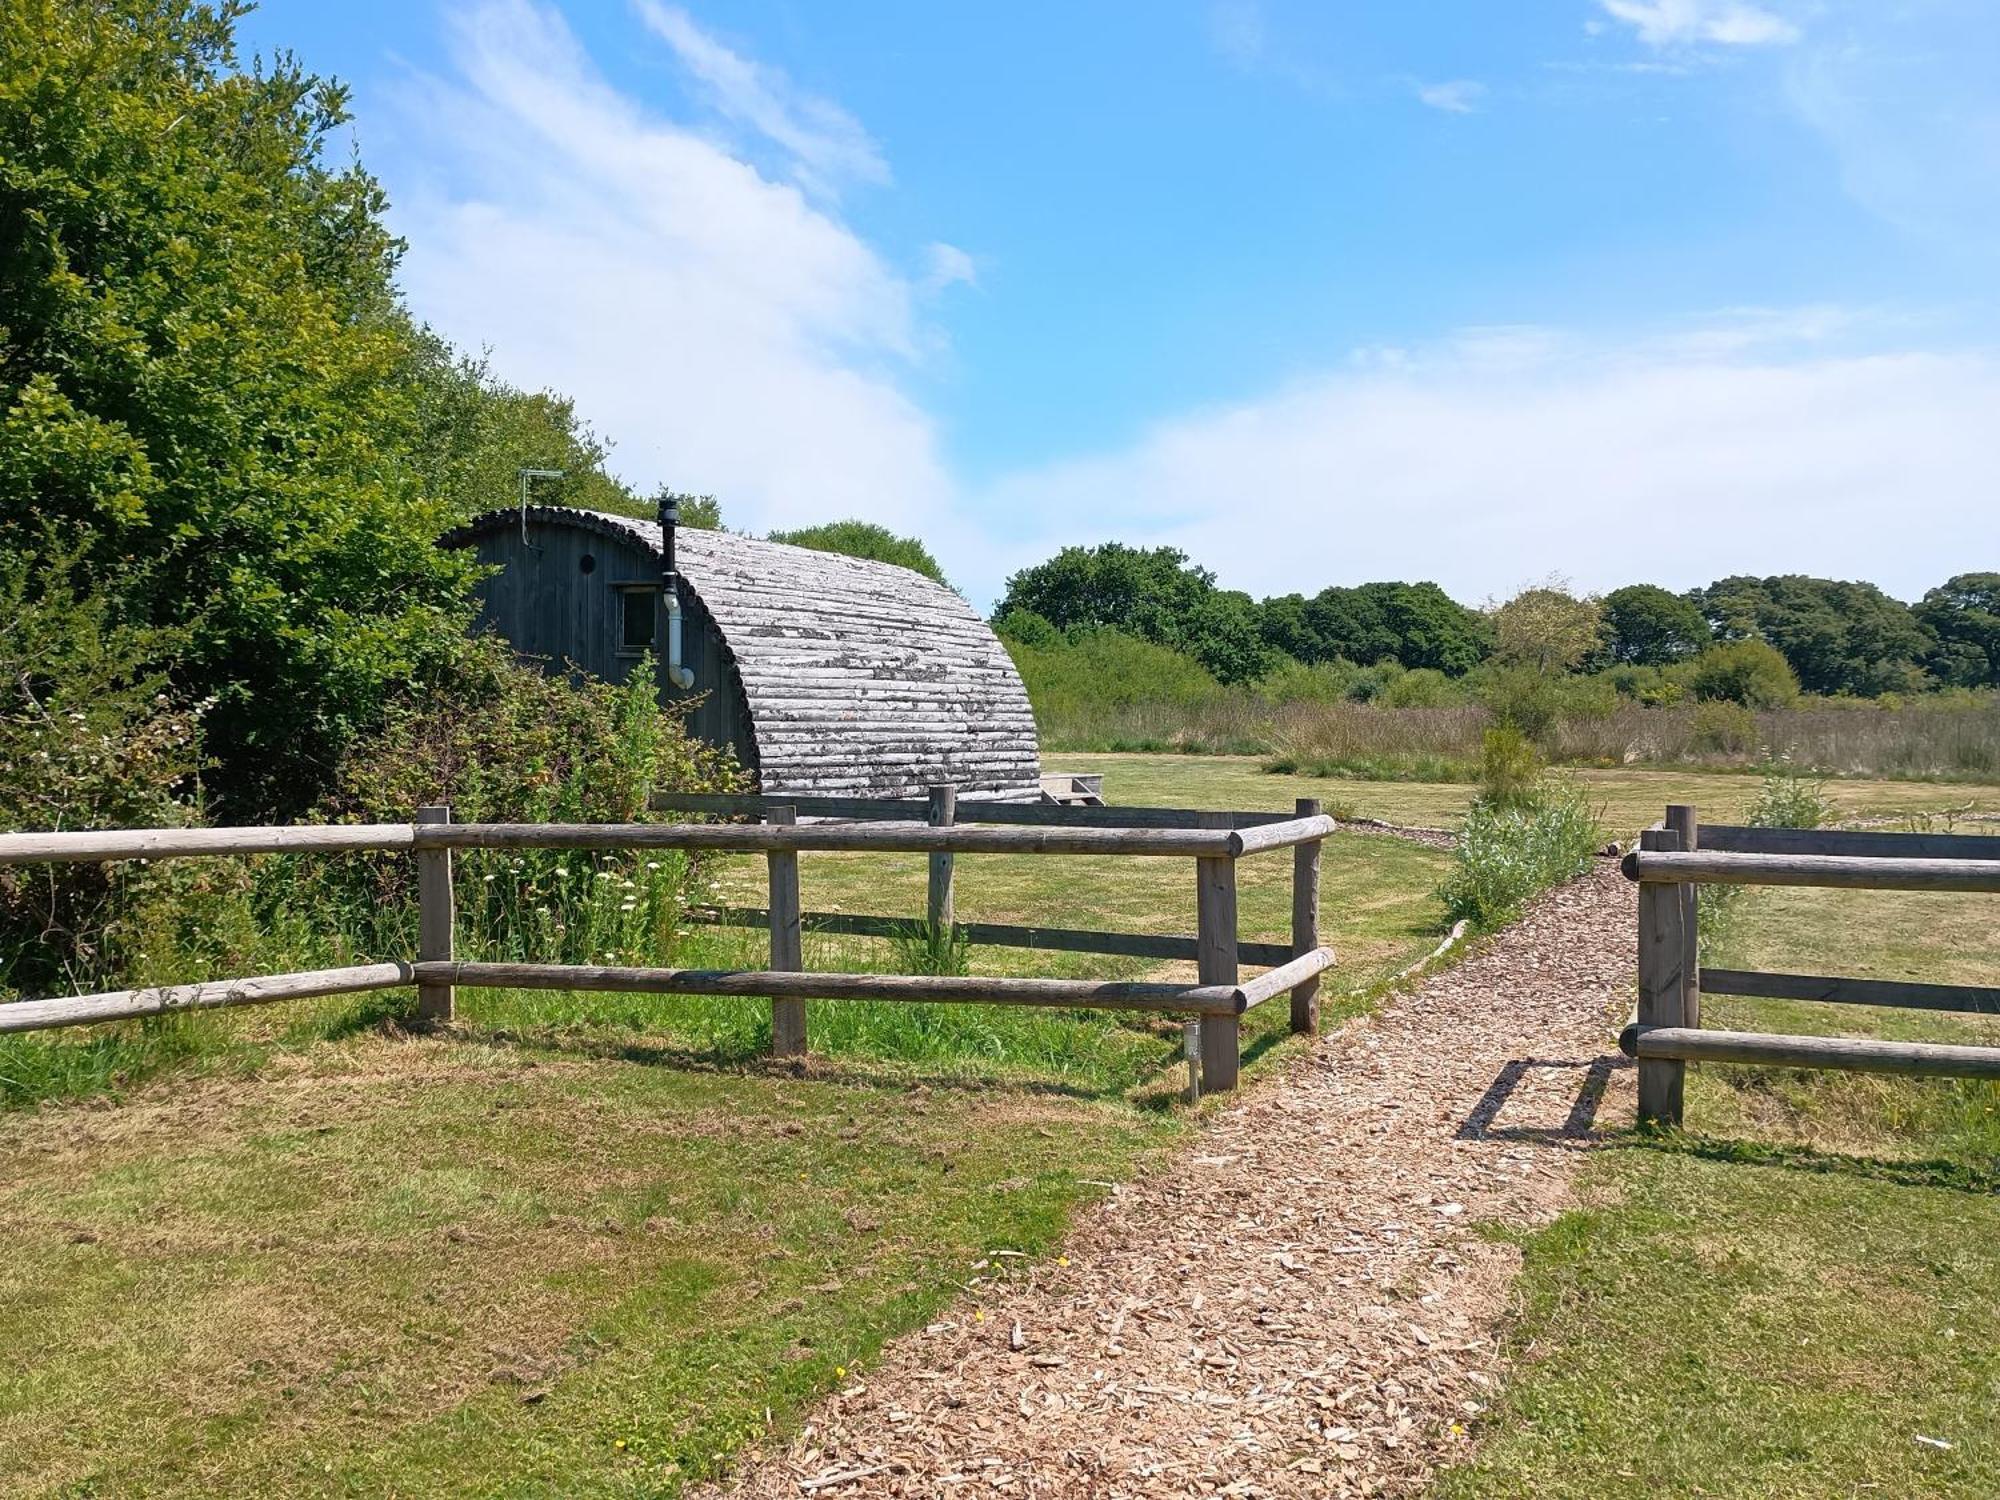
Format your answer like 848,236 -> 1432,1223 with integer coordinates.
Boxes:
658,493 -> 678,581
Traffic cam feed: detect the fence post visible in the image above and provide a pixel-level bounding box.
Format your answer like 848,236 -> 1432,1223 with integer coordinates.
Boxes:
1291,796 -> 1323,1035
415,804 -> 454,1024
1196,812 -> 1240,1093
1636,823 -> 1688,1125
766,804 -> 806,1057
1665,803 -> 1701,1030
926,784 -> 956,933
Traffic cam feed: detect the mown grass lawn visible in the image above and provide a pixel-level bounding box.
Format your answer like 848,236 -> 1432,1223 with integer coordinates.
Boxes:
1438,838 -> 2000,1497
1065,751 -> 2000,838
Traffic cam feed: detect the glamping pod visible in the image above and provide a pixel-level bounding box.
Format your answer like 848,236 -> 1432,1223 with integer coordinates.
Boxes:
442,504 -> 1042,799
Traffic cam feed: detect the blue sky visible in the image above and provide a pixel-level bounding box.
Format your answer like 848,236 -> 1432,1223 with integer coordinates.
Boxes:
240,0 -> 2000,608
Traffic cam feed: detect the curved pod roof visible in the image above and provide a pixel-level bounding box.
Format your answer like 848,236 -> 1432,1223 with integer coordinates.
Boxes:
447,507 -> 1041,800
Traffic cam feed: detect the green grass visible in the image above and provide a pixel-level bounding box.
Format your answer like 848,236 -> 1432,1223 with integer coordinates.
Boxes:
1438,837 -> 2000,1495
0,1035 -> 1172,1497
1059,752 -> 2000,838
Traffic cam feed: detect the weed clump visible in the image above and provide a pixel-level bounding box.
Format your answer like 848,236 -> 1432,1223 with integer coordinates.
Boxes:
1435,739 -> 1603,929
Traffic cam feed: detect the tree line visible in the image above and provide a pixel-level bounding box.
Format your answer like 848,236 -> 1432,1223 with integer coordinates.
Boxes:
993,544 -> 2000,701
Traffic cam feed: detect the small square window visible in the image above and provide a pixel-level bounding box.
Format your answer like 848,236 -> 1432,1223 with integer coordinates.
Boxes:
619,587 -> 657,653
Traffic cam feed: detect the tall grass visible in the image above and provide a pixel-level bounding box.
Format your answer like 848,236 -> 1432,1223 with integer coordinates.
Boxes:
1034,693 -> 2000,783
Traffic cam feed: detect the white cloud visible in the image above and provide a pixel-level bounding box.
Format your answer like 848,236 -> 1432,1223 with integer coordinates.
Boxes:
921,241 -> 979,295
970,321 -> 2000,605
1417,80 -> 1486,114
1598,0 -> 1800,48
634,0 -> 886,195
388,0 -> 955,536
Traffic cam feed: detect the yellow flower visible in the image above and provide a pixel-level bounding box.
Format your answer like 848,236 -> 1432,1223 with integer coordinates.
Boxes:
614,1439 -> 627,1451
834,1365 -> 847,1378
1057,1256 -> 1070,1267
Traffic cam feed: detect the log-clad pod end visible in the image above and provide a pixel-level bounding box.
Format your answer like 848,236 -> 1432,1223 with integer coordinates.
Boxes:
1618,1018 -> 1644,1057
1618,848 -> 1641,882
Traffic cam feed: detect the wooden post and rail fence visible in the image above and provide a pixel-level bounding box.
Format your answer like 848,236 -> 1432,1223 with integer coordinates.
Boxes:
1622,803 -> 2000,1126
0,790 -> 1335,1096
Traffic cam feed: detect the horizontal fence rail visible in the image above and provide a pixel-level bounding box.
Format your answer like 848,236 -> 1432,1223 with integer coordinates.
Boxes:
1623,849 -> 2000,894
649,790 -> 1304,830
1624,805 -> 2000,1125
0,790 -> 1337,1095
0,816 -> 1336,865
1700,824 -> 2000,860
685,905 -> 1298,968
1623,1026 -> 2000,1080
1700,968 -> 2000,1015
0,963 -> 414,1035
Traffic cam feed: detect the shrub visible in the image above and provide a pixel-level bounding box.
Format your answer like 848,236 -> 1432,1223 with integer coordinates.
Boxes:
0,548 -> 201,998
1746,756 -> 1832,831
1478,725 -> 1543,810
297,641 -> 746,968
1436,776 -> 1603,929
1478,664 -> 1566,743
1690,700 -> 1759,756
1686,640 -> 1800,709
1377,667 -> 1466,709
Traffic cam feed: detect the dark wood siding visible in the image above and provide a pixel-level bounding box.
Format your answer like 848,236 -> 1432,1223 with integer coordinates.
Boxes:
461,518 -> 756,773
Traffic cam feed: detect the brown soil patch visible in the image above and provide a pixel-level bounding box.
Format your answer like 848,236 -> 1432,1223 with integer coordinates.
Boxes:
701,864 -> 1637,1498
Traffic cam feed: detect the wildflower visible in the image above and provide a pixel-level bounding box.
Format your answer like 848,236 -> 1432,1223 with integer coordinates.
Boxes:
834,1365 -> 847,1379
1057,1256 -> 1070,1267
536,905 -> 551,916
596,871 -> 615,881
645,860 -> 662,870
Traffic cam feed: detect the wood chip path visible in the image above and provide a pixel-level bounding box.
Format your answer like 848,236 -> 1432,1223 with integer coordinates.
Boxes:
705,864 -> 1637,1498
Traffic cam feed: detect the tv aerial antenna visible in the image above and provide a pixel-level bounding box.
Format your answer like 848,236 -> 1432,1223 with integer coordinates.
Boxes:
517,467 -> 565,545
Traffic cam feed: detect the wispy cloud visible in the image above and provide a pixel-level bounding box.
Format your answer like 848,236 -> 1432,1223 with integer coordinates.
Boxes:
920,242 -> 979,295
634,0 -> 887,195
389,0 -> 952,535
1598,0 -> 1800,48
1208,0 -> 1267,71
1417,80 -> 1486,114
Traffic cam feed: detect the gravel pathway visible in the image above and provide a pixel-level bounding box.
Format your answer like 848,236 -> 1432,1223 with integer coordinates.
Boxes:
706,863 -> 1636,1499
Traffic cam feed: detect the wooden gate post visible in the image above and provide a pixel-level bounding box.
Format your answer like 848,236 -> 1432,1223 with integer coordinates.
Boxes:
1291,796 -> 1323,1035
1636,824 -> 1688,1125
1196,812 -> 1241,1093
415,804 -> 454,1023
1665,803 -> 1701,1030
926,784 -> 956,933
766,804 -> 806,1057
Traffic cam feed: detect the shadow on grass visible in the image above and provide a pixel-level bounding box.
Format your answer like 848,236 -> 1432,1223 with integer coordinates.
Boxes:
1625,1126 -> 2000,1195
453,1018 -> 1126,1104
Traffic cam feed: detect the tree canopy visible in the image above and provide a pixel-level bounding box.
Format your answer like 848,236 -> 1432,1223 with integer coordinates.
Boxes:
1600,584 -> 1711,666
1917,573 -> 2000,688
1696,576 -> 1933,697
767,520 -> 951,587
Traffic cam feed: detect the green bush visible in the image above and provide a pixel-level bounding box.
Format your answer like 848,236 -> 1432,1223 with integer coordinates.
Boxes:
299,641 -> 745,969
1437,777 -> 1603,929
1690,700 -> 1759,755
1478,725 -> 1543,810
1377,667 -> 1466,709
0,547 -> 200,998
1686,640 -> 1800,709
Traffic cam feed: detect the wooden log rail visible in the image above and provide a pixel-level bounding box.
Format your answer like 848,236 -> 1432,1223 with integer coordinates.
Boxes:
1622,805 -> 2000,1125
0,791 -> 1337,1094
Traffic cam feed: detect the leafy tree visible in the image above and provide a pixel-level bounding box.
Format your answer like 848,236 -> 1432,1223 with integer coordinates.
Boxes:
769,520 -> 951,587
1916,573 -> 2000,688
1685,639 -> 1799,709
1280,581 -> 1488,674
1,0 -> 475,815
1492,581 -> 1603,674
1696,576 -> 1932,697
1600,584 -> 1711,666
